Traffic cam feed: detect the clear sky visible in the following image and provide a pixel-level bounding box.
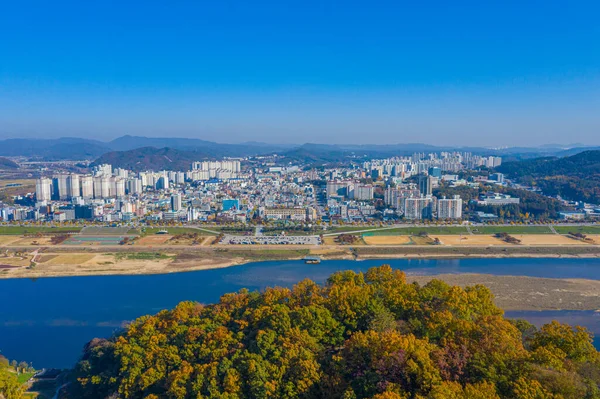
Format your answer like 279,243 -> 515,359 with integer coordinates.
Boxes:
1,1 -> 599,146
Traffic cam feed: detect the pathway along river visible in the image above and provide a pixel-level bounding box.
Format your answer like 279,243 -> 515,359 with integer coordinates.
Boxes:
1,257 -> 600,368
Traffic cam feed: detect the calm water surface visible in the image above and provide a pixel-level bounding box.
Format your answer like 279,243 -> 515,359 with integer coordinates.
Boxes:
1,257 -> 600,368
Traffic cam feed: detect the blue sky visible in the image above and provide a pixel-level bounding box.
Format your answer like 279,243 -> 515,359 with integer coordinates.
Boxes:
1,1 -> 599,146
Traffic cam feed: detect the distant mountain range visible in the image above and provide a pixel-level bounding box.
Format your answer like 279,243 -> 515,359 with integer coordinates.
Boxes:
0,135 -> 599,166
91,147 -> 204,172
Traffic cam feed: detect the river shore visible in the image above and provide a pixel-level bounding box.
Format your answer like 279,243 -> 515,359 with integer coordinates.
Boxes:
1,244 -> 600,312
1,243 -> 600,279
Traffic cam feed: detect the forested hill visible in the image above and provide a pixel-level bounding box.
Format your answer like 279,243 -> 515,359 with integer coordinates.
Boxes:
497,150 -> 600,203
66,265 -> 600,399
0,157 -> 19,169
90,147 -> 203,172
498,150 -> 600,177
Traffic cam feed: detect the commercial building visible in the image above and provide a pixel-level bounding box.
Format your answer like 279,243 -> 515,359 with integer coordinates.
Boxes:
222,199 -> 240,211
262,207 -> 316,221
476,193 -> 520,206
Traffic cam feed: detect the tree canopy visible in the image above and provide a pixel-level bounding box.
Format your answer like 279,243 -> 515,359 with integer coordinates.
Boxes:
67,265 -> 600,399
0,355 -> 25,399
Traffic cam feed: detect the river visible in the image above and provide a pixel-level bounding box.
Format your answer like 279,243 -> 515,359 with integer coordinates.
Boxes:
1,257 -> 600,368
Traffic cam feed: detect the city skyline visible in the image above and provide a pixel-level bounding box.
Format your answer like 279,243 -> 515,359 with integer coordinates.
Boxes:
1,1 -> 599,146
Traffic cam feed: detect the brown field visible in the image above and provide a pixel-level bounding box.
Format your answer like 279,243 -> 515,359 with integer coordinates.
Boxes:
0,179 -> 35,189
363,236 -> 412,245
518,235 -> 590,245
41,254 -> 95,265
431,235 -> 506,246
0,236 -> 21,245
167,236 -> 209,246
409,236 -> 435,245
135,235 -> 173,245
586,235 -> 600,244
0,255 -> 30,266
309,248 -> 351,257
12,237 -> 54,246
322,237 -> 338,245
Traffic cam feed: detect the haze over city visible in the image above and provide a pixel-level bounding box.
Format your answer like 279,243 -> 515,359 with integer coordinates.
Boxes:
1,1 -> 599,146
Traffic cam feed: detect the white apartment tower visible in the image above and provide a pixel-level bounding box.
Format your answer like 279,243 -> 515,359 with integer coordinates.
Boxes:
35,178 -> 52,201
437,195 -> 463,220
81,176 -> 94,198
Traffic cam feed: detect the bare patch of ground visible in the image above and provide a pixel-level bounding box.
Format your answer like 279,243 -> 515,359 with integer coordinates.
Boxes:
517,235 -> 589,245
431,235 -> 505,246
135,235 -> 173,245
363,236 -> 412,245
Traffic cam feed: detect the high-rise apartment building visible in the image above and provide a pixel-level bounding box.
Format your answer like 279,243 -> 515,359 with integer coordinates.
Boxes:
171,194 -> 182,212
67,174 -> 80,198
35,178 -> 52,201
404,196 -> 434,220
354,184 -> 374,201
437,195 -> 463,219
81,176 -> 94,198
52,174 -> 69,200
418,175 -> 433,196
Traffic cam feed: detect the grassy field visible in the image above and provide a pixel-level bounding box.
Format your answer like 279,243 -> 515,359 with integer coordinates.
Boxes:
554,225 -> 600,234
114,252 -> 172,260
324,226 -> 383,233
0,179 -> 36,189
0,226 -> 82,235
470,226 -> 553,234
17,372 -> 35,384
363,226 -> 469,236
139,227 -> 218,236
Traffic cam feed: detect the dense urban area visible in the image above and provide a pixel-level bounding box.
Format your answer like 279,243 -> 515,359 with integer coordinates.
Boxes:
1,151 -> 599,232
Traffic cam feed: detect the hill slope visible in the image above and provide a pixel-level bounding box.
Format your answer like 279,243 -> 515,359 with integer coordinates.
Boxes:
108,135 -> 287,157
90,147 -> 202,172
66,265 -> 600,399
0,157 -> 19,169
0,138 -> 111,160
497,150 -> 600,203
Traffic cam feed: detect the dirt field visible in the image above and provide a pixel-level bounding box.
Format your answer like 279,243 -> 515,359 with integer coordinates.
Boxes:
363,236 -> 412,245
0,236 -> 21,246
586,235 -> 600,244
322,237 -> 338,245
517,235 -> 591,245
0,255 -> 31,266
41,254 -> 95,265
167,236 -> 209,246
1,251 -> 241,279
431,235 -> 506,246
409,236 -> 435,245
135,235 -> 173,245
12,237 -> 55,246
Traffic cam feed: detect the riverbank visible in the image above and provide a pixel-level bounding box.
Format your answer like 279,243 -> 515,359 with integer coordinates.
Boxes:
1,244 -> 600,279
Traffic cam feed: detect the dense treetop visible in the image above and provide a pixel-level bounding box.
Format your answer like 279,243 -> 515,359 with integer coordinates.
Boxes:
0,356 -> 25,399
67,266 -> 600,399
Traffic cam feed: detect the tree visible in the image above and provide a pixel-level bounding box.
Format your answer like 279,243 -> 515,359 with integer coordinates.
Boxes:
66,266 -> 600,399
